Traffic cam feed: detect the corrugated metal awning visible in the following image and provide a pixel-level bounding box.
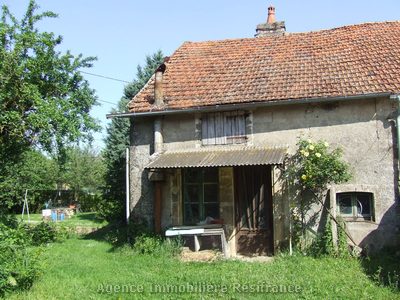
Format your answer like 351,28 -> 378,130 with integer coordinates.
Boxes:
145,146 -> 287,169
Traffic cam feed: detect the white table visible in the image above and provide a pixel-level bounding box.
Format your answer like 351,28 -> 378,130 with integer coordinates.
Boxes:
165,224 -> 228,257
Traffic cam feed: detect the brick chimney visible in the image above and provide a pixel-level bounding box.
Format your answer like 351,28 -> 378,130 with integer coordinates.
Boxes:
255,6 -> 286,37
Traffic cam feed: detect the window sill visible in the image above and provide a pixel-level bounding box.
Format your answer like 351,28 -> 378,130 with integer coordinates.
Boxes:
341,217 -> 376,224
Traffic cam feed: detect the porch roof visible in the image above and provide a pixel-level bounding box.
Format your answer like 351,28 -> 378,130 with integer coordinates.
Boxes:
145,146 -> 287,169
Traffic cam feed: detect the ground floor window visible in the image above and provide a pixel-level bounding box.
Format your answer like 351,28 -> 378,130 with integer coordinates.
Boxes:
183,168 -> 219,225
337,192 -> 374,221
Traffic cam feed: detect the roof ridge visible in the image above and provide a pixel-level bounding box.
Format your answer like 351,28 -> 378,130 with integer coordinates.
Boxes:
176,21 -> 400,45
127,20 -> 400,114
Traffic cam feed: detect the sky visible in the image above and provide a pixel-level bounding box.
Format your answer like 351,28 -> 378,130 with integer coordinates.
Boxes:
3,0 -> 400,151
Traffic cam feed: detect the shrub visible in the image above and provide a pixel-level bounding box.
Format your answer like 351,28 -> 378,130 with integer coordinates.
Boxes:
127,220 -> 150,243
286,139 -> 352,253
0,213 -> 18,228
132,234 -> 182,257
0,243 -> 43,296
0,223 -> 42,297
0,218 -> 73,297
30,222 -> 58,246
309,216 -> 351,258
132,234 -> 163,255
96,198 -> 124,222
288,139 -> 351,191
56,224 -> 75,241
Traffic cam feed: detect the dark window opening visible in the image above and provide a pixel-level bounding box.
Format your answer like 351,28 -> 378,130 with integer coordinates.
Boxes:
337,192 -> 374,221
183,168 -> 219,225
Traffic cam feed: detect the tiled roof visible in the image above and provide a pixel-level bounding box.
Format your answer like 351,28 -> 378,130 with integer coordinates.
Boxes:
128,22 -> 400,113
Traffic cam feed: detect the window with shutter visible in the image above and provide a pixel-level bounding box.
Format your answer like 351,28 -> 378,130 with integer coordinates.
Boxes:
201,111 -> 247,145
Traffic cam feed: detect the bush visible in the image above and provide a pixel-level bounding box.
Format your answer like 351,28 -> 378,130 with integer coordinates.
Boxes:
0,219 -> 71,297
30,222 -> 58,246
0,243 -> 43,296
132,234 -> 182,257
96,197 -> 124,222
0,223 -> 42,297
132,234 -> 163,255
309,216 -> 351,258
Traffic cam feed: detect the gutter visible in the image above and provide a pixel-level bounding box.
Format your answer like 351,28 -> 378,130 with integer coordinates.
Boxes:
390,94 -> 400,176
107,92 -> 392,119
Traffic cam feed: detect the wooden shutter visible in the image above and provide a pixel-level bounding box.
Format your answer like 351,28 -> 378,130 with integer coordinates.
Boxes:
202,111 -> 247,145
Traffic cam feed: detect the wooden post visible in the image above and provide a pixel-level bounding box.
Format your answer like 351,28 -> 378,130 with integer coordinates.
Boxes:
194,235 -> 200,252
154,181 -> 162,234
330,187 -> 338,251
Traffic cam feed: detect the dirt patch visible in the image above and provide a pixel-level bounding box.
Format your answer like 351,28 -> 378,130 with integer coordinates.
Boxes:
179,248 -> 273,263
74,226 -> 100,235
180,248 -> 222,262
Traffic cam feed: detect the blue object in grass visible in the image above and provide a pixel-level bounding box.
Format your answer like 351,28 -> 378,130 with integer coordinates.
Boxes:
51,210 -> 57,221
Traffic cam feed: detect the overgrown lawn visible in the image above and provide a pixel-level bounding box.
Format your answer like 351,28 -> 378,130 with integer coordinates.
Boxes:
8,236 -> 399,299
18,212 -> 107,228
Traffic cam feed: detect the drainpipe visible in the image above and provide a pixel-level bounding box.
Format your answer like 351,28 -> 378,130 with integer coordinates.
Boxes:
152,64 -> 166,233
395,94 -> 400,166
126,148 -> 130,225
390,94 -> 400,173
154,119 -> 163,154
154,64 -> 164,154
153,118 -> 163,234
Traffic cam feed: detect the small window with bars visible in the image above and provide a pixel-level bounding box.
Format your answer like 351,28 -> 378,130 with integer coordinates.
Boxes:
201,111 -> 247,146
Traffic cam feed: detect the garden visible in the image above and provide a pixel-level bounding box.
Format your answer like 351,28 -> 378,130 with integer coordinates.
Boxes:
1,2 -> 399,299
2,216 -> 399,299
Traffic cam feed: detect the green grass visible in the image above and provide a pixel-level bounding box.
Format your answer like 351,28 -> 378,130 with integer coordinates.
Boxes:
7,236 -> 399,299
17,212 -> 107,228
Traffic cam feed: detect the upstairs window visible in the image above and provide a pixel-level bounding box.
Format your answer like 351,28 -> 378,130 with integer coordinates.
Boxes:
201,111 -> 247,146
337,192 -> 374,221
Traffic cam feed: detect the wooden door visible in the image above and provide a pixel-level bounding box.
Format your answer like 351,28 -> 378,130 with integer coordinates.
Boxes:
234,165 -> 273,255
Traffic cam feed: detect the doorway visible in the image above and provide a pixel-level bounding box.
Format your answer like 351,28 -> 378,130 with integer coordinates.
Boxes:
234,165 -> 273,255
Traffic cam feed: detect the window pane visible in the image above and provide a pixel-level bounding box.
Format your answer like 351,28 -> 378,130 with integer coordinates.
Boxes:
184,169 -> 201,183
356,194 -> 371,217
184,204 -> 200,224
185,185 -> 200,203
203,168 -> 218,183
338,195 -> 352,215
204,184 -> 218,203
204,203 -> 220,219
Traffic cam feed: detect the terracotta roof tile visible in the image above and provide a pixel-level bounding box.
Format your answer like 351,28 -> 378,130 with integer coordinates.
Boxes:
128,22 -> 400,113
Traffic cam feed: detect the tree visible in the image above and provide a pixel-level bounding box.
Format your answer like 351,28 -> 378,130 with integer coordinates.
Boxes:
0,150 -> 57,210
0,0 -> 99,164
63,146 -> 105,199
101,51 -> 164,220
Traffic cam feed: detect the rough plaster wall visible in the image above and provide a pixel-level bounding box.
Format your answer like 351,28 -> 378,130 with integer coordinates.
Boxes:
163,114 -> 198,150
252,97 -> 399,250
131,97 -> 399,251
129,118 -> 154,227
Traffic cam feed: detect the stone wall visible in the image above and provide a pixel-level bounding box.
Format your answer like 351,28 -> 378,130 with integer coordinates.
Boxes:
129,96 -> 400,252
250,97 -> 399,251
129,118 -> 154,227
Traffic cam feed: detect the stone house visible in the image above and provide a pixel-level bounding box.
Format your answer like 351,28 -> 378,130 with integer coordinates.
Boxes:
110,7 -> 400,256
